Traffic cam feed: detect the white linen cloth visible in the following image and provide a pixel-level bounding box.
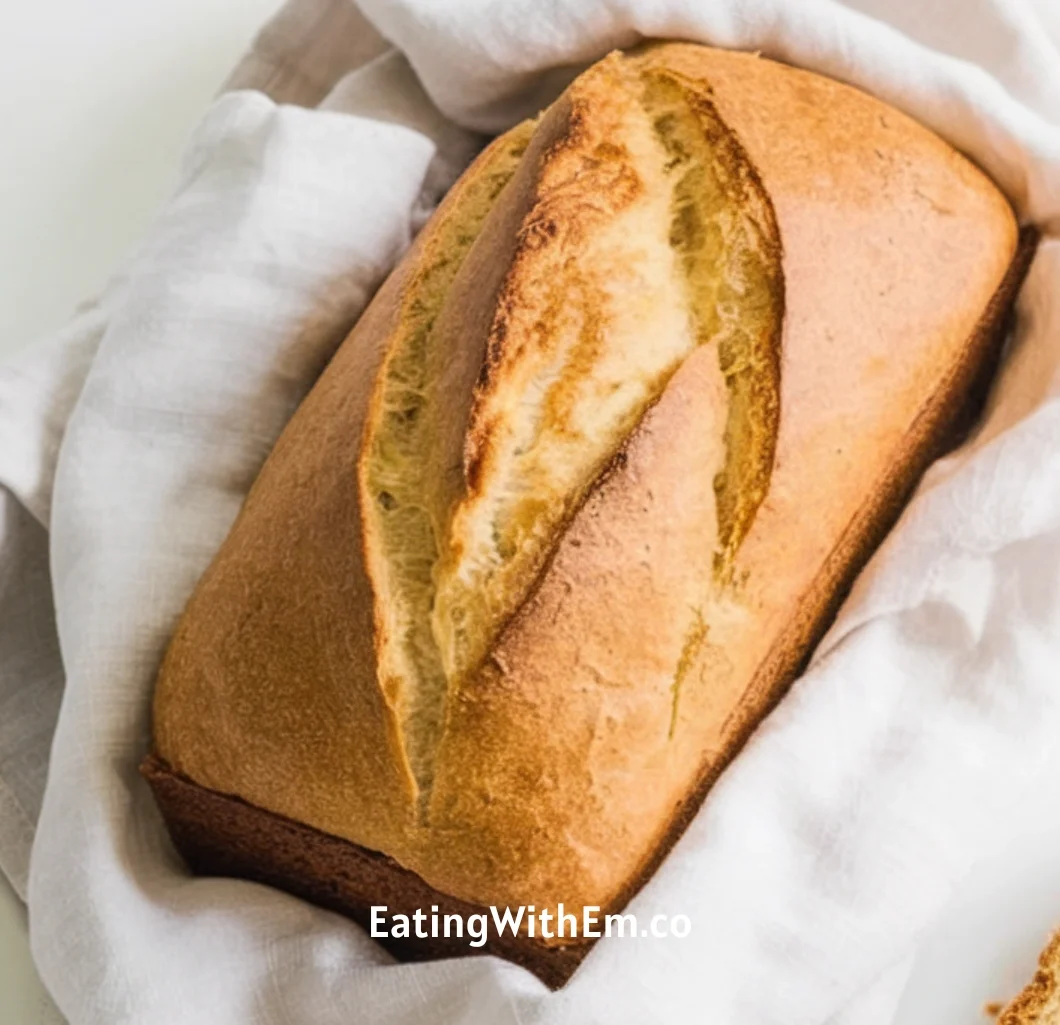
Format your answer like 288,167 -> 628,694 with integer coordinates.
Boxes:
2,0 -> 1059,1022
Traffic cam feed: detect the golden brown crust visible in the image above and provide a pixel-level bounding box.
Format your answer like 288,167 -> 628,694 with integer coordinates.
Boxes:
149,43 -> 1028,974
998,932 -> 1060,1025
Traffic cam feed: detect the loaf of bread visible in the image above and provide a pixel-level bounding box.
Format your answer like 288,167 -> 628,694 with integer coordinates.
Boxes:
142,42 -> 1032,985
999,933 -> 1060,1024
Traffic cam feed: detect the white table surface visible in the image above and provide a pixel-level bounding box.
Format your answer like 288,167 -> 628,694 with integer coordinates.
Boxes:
3,2 -> 1060,1023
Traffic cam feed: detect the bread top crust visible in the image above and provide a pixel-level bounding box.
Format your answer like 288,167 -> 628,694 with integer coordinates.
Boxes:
153,44 -> 1017,919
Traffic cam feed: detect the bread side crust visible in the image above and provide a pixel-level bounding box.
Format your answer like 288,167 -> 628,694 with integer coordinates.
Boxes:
141,755 -> 590,989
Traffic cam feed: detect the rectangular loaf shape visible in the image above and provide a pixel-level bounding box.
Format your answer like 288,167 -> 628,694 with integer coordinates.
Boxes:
144,43 -> 1033,985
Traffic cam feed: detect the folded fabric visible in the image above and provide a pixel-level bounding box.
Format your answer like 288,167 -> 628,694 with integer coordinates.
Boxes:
1,1 -> 1059,1023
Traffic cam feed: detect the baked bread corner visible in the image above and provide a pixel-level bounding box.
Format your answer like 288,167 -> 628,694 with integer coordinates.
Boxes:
999,933 -> 1060,1025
